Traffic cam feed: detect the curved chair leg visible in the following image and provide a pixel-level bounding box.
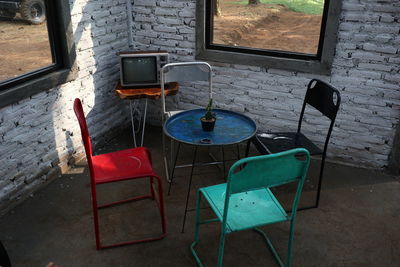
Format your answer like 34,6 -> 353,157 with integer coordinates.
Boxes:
253,228 -> 285,267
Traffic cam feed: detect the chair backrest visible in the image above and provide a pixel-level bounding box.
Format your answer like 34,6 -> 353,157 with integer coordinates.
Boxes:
298,79 -> 341,152
73,98 -> 93,162
226,148 -> 310,213
160,62 -> 213,117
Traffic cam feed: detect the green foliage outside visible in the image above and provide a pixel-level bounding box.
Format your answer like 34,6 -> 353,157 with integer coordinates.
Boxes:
231,0 -> 325,15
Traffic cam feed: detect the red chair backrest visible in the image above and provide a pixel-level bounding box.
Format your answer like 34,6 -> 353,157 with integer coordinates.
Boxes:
73,98 -> 93,165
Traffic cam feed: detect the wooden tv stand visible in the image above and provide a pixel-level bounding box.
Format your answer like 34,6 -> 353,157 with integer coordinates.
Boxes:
115,82 -> 179,100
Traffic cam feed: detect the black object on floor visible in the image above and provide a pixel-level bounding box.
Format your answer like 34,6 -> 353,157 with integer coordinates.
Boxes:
0,240 -> 11,267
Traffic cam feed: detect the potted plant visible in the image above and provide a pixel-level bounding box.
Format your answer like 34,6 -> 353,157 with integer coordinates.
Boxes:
200,98 -> 216,131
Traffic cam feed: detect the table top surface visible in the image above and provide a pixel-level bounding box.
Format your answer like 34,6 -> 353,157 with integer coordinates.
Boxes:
115,82 -> 179,100
164,109 -> 257,146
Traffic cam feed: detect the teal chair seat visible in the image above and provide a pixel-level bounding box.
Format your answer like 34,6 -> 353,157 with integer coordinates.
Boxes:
201,184 -> 288,233
191,148 -> 310,267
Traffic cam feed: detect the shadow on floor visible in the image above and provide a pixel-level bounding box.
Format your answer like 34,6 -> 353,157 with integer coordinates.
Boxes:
0,126 -> 399,266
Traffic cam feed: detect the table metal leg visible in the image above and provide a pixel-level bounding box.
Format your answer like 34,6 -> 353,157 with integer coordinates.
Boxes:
163,134 -> 177,184
170,139 -> 175,173
245,139 -> 251,157
167,141 -> 181,196
129,100 -> 137,147
221,146 -> 226,179
140,98 -> 148,147
208,151 -> 223,173
181,145 -> 198,233
129,99 -> 148,148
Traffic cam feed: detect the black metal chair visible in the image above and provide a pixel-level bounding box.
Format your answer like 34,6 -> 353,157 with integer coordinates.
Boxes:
246,79 -> 341,209
0,240 -> 11,267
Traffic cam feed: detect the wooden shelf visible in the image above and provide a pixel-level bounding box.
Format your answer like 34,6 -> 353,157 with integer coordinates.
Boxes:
115,82 -> 179,100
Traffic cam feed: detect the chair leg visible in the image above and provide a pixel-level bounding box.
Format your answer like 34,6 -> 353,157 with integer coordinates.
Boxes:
153,175 -> 167,235
217,231 -> 227,267
93,209 -> 101,249
314,154 -> 327,208
94,177 -> 167,250
162,132 -> 170,183
286,219 -> 296,267
292,154 -> 327,212
193,191 -> 202,243
191,191 -> 221,266
253,228 -> 285,267
91,190 -> 102,250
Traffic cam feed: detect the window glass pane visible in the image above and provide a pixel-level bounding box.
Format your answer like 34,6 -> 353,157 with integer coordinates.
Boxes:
0,3 -> 52,82
212,0 -> 325,55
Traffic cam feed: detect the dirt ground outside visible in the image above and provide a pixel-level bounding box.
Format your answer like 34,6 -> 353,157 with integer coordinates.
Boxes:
213,1 -> 323,54
0,1 -> 323,83
0,17 -> 51,82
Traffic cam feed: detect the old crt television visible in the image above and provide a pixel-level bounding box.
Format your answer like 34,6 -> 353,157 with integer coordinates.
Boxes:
119,51 -> 169,87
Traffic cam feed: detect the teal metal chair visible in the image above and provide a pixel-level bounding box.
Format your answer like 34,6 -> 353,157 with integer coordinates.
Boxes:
190,148 -> 310,267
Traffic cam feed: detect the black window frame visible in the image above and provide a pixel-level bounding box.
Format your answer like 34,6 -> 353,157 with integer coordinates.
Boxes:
0,0 -> 77,109
196,0 -> 342,75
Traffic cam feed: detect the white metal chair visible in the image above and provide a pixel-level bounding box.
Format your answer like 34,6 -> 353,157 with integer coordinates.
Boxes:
160,62 -> 213,183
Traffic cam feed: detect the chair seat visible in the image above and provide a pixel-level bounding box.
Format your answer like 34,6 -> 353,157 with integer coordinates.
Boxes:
92,147 -> 155,184
253,132 -> 323,155
201,183 -> 288,233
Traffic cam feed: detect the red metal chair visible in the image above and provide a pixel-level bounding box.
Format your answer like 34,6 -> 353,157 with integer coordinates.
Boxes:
73,98 -> 167,249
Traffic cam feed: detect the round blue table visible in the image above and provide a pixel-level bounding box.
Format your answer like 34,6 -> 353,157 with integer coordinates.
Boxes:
163,108 -> 257,232
164,108 -> 257,146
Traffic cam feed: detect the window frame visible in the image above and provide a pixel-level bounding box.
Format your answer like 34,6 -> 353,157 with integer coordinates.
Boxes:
195,0 -> 342,75
0,0 -> 77,109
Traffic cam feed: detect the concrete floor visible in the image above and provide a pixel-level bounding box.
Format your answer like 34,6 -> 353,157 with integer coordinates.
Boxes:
0,126 -> 399,267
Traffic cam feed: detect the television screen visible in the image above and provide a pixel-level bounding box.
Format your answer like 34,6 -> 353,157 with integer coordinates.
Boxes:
122,57 -> 157,84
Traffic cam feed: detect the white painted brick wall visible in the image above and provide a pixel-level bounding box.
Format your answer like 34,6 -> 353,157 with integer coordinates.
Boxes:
1,0 -> 399,214
132,0 -> 400,169
0,0 -> 131,214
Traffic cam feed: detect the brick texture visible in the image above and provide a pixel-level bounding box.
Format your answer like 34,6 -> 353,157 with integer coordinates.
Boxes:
0,0 -> 131,214
132,0 -> 400,169
1,0 -> 399,213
